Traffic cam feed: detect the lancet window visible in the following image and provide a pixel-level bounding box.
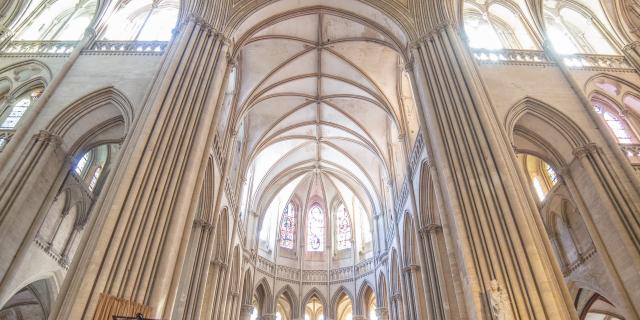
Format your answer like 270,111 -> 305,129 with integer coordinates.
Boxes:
0,87 -> 43,129
307,205 -> 324,252
101,0 -> 179,41
543,4 -> 617,55
335,203 -> 352,250
463,1 -> 536,50
14,0 -> 97,41
593,102 -> 637,144
279,202 -> 295,249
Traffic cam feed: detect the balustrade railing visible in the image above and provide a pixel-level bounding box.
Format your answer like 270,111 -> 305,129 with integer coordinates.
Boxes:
472,48 -> 550,64
2,40 -> 77,54
87,40 -> 168,53
561,54 -> 633,70
471,48 -> 634,71
256,256 -> 375,283
1,40 -> 168,55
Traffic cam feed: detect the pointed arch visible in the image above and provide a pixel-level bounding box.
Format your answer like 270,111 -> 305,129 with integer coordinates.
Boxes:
253,278 -> 274,315
301,288 -> 327,310
45,87 -> 134,155
356,280 -> 375,315
241,268 -> 253,305
275,284 -> 298,319
506,97 -> 591,167
330,286 -> 354,320
377,271 -> 389,309
214,208 -> 230,263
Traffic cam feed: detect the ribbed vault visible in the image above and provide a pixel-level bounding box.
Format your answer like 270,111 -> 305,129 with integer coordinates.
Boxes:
234,9 -> 420,218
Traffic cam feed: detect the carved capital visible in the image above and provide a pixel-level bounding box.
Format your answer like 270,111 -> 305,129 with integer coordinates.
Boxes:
32,130 -> 61,146
623,40 -> 640,52
419,223 -> 442,236
572,143 -> 599,159
403,264 -> 420,273
193,218 -> 213,229
412,22 -> 455,48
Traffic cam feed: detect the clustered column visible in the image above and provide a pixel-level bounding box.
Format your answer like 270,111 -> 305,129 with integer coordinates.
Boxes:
409,17 -> 576,319
49,12 -> 231,320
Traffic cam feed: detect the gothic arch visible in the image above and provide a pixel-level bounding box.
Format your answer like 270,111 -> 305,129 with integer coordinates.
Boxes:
241,268 -> 253,305
506,97 -> 591,166
301,288 -> 326,319
377,271 -> 389,309
253,278 -> 273,315
356,280 -> 375,315
301,288 -> 326,311
214,208 -> 230,263
329,286 -> 354,320
275,284 -> 299,319
45,87 -> 133,156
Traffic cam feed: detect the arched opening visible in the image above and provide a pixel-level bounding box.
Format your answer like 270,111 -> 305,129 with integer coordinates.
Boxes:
304,294 -> 325,320
360,284 -> 377,320
463,0 -> 537,50
276,289 -> 295,320
335,291 -> 353,320
0,278 -> 56,320
543,1 -> 617,55
100,0 -> 179,41
13,0 -> 98,41
508,98 -> 631,318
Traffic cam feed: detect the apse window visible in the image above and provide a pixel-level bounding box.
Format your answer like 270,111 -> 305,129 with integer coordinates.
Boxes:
307,206 -> 325,252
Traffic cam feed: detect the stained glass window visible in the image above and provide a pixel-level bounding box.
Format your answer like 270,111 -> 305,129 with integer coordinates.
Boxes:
0,89 -> 42,129
279,202 -> 295,249
603,112 -> 632,143
89,166 -> 102,191
307,205 -> 324,252
101,0 -> 179,41
336,204 -> 352,250
75,152 -> 89,175
16,0 -> 97,41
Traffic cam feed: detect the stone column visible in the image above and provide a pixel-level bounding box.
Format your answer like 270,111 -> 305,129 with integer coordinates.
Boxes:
0,130 -> 62,302
262,313 -> 277,320
48,10 -> 231,320
410,19 -> 576,319
239,304 -> 254,320
375,307 -> 389,320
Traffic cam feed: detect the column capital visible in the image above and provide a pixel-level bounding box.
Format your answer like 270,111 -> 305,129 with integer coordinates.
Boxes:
32,130 -> 61,146
419,223 -> 442,236
375,307 -> 390,320
572,143 -> 600,159
403,264 -> 420,273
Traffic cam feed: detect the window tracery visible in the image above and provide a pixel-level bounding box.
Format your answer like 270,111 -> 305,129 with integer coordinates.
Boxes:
518,154 -> 558,201
335,203 -> 352,251
101,0 -> 179,41
307,205 -> 324,252
543,3 -> 617,55
279,202 -> 295,249
593,102 -> 637,144
15,0 -> 97,41
463,1 -> 536,50
0,88 -> 43,129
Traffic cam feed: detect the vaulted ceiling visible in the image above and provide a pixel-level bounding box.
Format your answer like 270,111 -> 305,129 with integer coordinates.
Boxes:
233,9 -> 420,215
